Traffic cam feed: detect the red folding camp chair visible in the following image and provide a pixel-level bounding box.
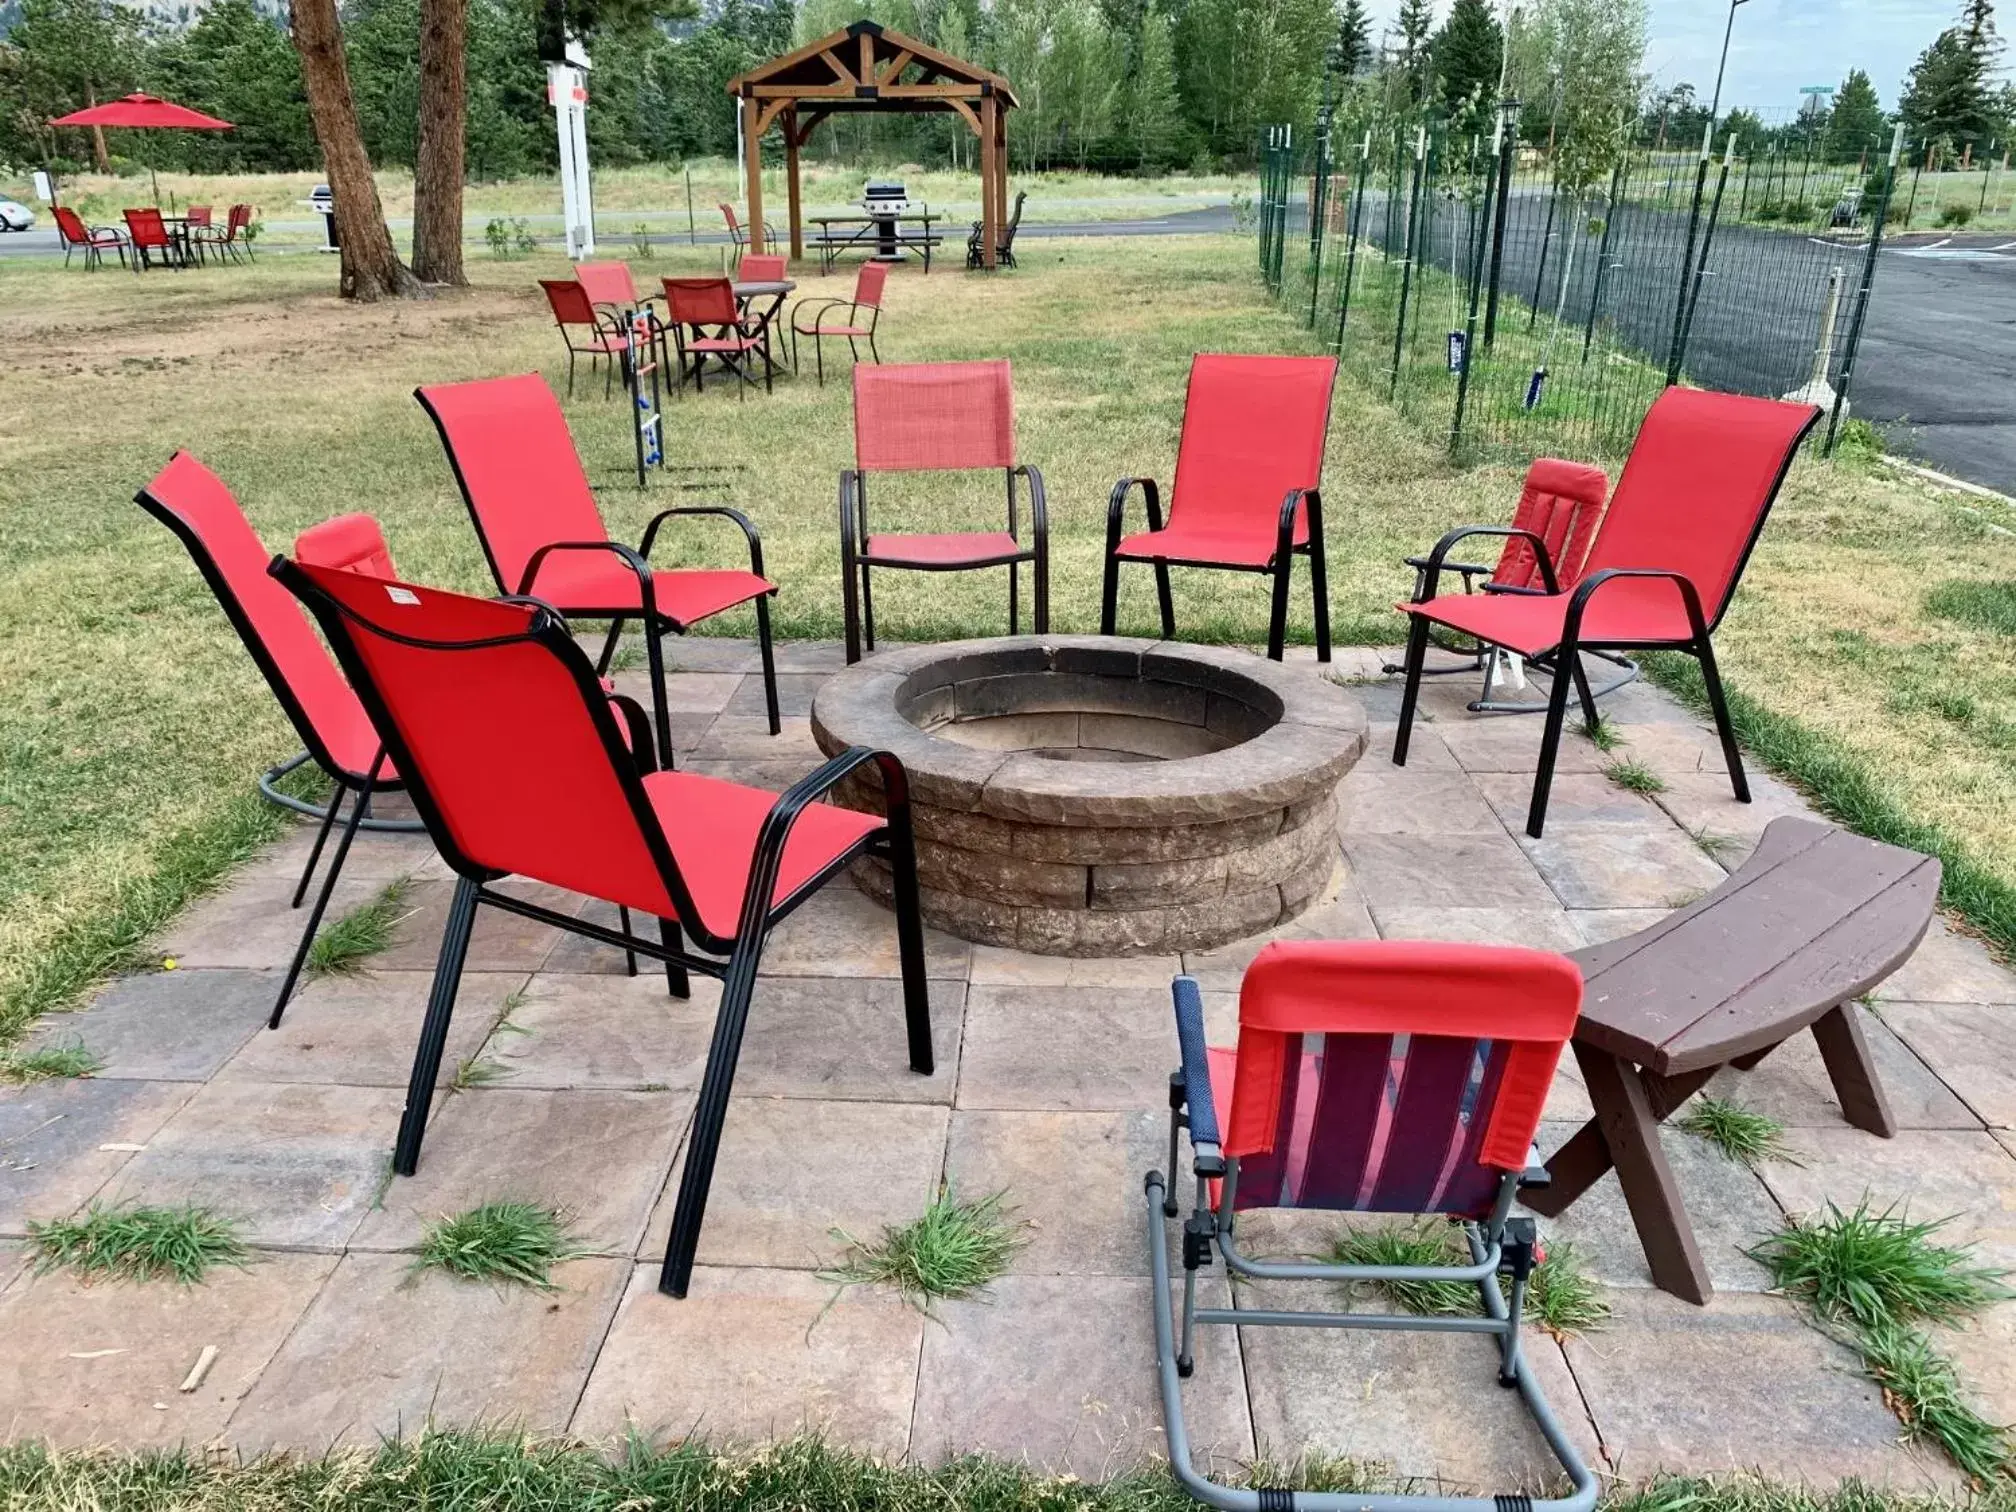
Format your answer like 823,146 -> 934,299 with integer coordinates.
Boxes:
1152,941 -> 1596,1512
271,559 -> 934,1298
790,261 -> 887,386
840,360 -> 1047,665
1394,387 -> 1819,837
53,205 -> 127,269
1100,354 -> 1338,661
1389,458 -> 1628,715
662,276 -> 768,398
414,373 -> 782,762
540,278 -> 636,399
134,458 -> 420,1030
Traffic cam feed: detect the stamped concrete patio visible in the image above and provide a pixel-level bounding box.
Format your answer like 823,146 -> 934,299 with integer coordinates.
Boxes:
4,638 -> 2013,1495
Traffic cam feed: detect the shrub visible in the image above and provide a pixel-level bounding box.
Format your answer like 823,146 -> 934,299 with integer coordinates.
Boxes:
1937,201 -> 1974,228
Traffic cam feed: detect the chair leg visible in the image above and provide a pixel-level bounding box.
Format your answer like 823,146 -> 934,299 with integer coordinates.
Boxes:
861,563 -> 877,653
1099,551 -> 1121,636
1526,640 -> 1578,839
618,905 -> 638,977
392,875 -> 480,1176
657,916 -> 690,999
754,594 -> 781,736
1265,558 -> 1293,661
815,332 -> 825,387
658,938 -> 765,1297
1570,652 -> 1602,731
269,779 -> 373,1029
1034,547 -> 1050,635
885,820 -> 935,1076
1695,636 -> 1751,803
1008,560 -> 1019,636
644,618 -> 674,768
1153,562 -> 1175,638
595,617 -> 627,676
1308,539 -> 1333,664
1392,614 -> 1432,767
292,784 -> 344,908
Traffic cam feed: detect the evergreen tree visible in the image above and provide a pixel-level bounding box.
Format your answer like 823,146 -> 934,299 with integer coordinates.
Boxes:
3,0 -> 145,168
1394,0 -> 1434,103
1902,0 -> 2001,149
1330,0 -> 1371,81
1125,6 -> 1185,168
1431,0 -> 1500,129
152,0 -> 315,170
1824,68 -> 1883,163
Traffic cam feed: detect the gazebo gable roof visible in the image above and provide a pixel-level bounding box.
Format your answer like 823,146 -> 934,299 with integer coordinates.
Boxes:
725,20 -> 1018,109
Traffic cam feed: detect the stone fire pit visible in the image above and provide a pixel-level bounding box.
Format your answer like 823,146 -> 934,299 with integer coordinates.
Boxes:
810,636 -> 1367,955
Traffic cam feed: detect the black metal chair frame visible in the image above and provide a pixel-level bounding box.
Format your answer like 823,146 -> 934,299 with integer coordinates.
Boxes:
790,292 -> 883,386
967,189 -> 1026,270
59,216 -> 127,270
416,387 -> 784,767
551,298 -> 638,400
667,311 -> 771,400
1393,526 -> 1750,839
839,464 -> 1049,665
134,480 -> 423,1032
1099,478 -> 1332,663
272,559 -> 935,1299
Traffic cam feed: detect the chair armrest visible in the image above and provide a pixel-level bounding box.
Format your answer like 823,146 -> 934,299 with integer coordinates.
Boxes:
516,539 -> 656,625
1170,975 -> 1223,1173
730,745 -> 908,942
1104,476 -> 1165,558
1561,567 -> 1711,648
1012,465 -> 1047,549
605,692 -> 658,774
1414,525 -> 1562,604
790,295 -> 849,332
638,505 -> 767,581
1274,487 -> 1314,567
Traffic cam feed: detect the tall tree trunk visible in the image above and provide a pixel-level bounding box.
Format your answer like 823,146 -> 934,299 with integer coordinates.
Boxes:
85,84 -> 110,173
412,0 -> 468,285
290,0 -> 423,301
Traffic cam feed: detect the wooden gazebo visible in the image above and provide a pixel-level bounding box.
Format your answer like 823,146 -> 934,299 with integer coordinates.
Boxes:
725,21 -> 1018,269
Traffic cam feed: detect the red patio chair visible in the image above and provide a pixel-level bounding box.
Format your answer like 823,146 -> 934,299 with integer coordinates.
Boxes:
1151,941 -> 1596,1512
841,360 -> 1046,665
1100,354 -> 1338,661
790,261 -> 887,386
414,373 -> 782,760
52,205 -> 126,270
122,207 -> 183,271
539,278 -> 632,399
271,559 -> 934,1298
1393,387 -> 1820,837
738,253 -> 786,283
1391,457 -> 1626,714
719,201 -> 775,253
192,202 -> 251,265
573,258 -> 661,320
134,456 -> 418,1030
662,276 -> 767,398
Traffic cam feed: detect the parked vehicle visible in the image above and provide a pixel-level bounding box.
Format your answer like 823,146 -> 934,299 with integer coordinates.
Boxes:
0,200 -> 36,231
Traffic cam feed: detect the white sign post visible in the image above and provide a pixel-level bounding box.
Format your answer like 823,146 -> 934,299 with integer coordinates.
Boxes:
549,41 -> 595,259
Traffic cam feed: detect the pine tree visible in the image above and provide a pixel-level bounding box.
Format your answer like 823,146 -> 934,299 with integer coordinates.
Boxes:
1902,0 -> 2001,149
1431,0 -> 1501,128
1126,7 -> 1185,168
1395,0 -> 1435,105
1824,68 -> 1884,164
1331,0 -> 1372,80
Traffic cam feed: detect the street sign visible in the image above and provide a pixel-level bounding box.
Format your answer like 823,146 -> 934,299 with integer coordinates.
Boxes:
1800,85 -> 1835,95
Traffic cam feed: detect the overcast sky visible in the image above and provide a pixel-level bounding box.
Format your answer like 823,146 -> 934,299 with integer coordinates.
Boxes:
1358,1 -> 1984,117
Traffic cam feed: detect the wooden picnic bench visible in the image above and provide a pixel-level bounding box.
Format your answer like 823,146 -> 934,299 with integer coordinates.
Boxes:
811,213 -> 942,274
1523,816 -> 1941,1303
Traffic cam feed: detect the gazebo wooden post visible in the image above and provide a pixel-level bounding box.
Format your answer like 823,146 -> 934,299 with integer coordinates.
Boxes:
740,93 -> 765,255
785,107 -> 804,263
980,93 -> 999,270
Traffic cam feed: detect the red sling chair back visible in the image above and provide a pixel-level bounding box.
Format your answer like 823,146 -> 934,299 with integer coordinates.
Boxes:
1102,354 -> 1338,660
1152,940 -> 1596,1512
738,253 -> 786,282
271,558 -> 934,1299
416,372 -> 782,761
840,360 -> 1046,663
123,207 -> 173,249
664,274 -> 741,328
134,455 -> 411,1030
1394,387 -> 1819,839
573,259 -> 645,310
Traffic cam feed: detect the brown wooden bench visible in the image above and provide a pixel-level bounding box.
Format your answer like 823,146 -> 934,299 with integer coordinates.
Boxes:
1523,816 -> 1941,1303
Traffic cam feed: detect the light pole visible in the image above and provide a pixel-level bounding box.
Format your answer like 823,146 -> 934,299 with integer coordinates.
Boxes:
1708,0 -> 1750,123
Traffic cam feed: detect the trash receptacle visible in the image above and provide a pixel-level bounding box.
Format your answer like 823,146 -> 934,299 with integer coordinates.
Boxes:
308,184 -> 338,253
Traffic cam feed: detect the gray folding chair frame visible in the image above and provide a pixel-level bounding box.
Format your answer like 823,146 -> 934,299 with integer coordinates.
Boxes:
1145,974 -> 1599,1512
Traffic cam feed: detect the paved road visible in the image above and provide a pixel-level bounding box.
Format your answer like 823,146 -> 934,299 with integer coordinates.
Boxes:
7,198 -> 2009,492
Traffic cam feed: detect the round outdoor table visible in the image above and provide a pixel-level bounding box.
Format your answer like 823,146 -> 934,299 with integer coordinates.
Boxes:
733,279 -> 795,386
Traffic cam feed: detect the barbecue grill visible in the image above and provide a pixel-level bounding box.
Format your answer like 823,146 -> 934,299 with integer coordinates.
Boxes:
860,178 -> 923,261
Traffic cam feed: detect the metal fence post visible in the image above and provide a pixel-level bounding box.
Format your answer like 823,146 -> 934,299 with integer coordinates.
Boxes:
1335,131 -> 1371,348
1390,124 -> 1427,399
1308,122 -> 1331,329
1527,171 -> 1559,331
1582,158 -> 1625,362
1672,133 -> 1734,384
1450,124 -> 1501,457
1483,105 -> 1515,348
1664,121 -> 1714,386
1826,123 -> 1904,453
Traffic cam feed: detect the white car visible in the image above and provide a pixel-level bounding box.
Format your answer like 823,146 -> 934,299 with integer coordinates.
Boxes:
0,200 -> 35,231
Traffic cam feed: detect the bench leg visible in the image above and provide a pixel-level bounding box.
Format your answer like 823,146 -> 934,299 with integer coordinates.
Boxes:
1576,1044 -> 1715,1305
1812,1003 -> 1897,1138
1729,1044 -> 1778,1072
1528,1060 -> 1717,1216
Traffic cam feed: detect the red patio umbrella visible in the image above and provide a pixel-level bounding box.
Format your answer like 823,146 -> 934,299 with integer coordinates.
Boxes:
48,94 -> 234,205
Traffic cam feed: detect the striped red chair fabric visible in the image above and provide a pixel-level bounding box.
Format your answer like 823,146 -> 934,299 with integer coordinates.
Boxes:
135,456 -> 414,1031
1151,940 -> 1597,1512
1394,387 -> 1819,837
840,359 -> 1047,663
415,372 -> 782,761
1100,353 -> 1338,661
271,559 -> 934,1300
